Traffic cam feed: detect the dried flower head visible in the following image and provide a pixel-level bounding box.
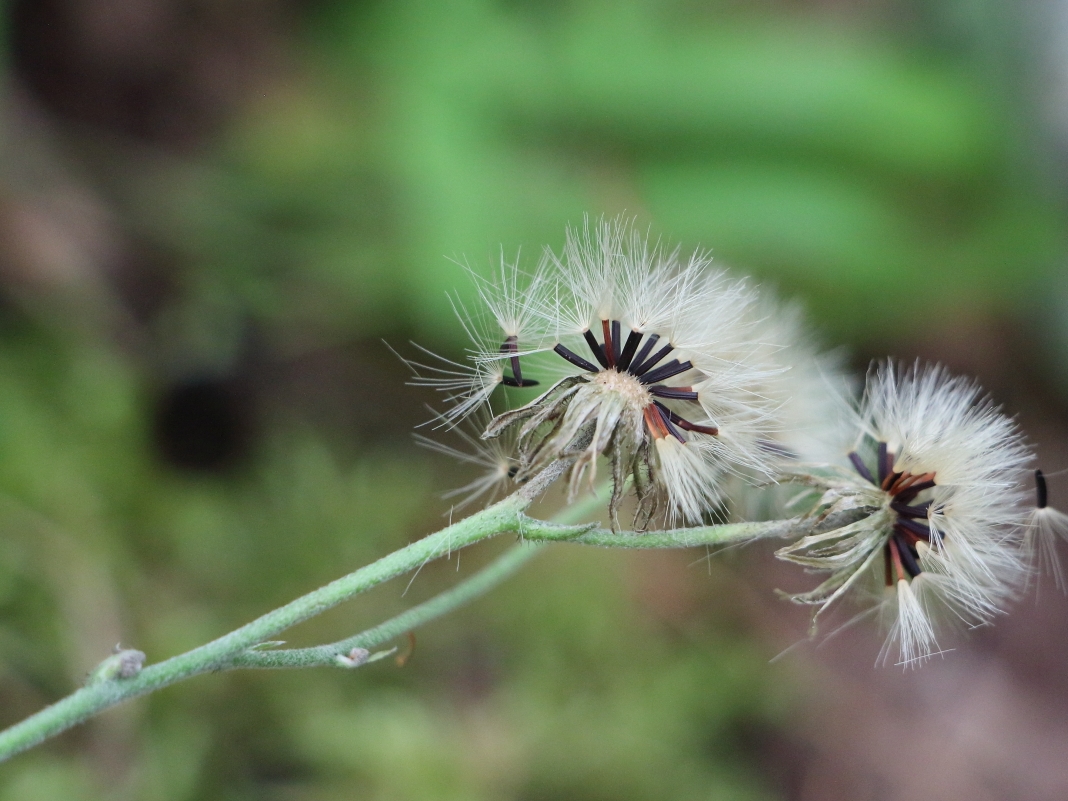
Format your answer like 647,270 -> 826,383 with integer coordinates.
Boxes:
464,218 -> 786,525
777,362 -> 1032,666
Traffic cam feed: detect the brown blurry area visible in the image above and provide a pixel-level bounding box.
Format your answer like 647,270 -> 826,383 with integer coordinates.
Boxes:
9,0 -> 290,147
3,1 -> 1068,800
1,0 -> 279,306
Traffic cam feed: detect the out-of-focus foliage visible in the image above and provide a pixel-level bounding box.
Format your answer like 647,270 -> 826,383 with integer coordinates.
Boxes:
0,0 -> 1064,798
191,0 -> 1062,342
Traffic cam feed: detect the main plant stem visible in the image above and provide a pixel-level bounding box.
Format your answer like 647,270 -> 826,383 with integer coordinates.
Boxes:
225,478 -> 616,671
222,514 -> 821,670
0,460 -> 571,762
0,455 -> 859,763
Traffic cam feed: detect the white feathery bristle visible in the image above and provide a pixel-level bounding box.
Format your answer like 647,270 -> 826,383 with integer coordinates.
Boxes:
464,251 -> 553,346
654,436 -> 722,524
413,408 -> 519,511
748,295 -> 855,465
711,291 -> 855,519
881,577 -> 940,668
395,340 -> 504,427
546,216 -> 626,334
1025,505 -> 1068,593
615,240 -> 752,348
406,256 -> 555,425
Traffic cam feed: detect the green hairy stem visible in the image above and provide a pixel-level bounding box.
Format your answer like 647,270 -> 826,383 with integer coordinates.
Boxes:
227,539 -> 545,670
0,460 -> 828,763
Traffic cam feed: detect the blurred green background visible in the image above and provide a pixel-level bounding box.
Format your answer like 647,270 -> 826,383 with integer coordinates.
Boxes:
3,1 -> 1068,799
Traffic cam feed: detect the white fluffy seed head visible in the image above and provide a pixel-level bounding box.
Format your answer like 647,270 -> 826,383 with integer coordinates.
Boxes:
778,361 -> 1033,666
409,217 -> 788,525
538,220 -> 790,521
862,362 -> 1031,598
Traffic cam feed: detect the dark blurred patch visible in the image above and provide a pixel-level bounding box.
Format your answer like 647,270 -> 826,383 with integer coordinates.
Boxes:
258,336 -> 432,452
729,719 -> 813,801
446,634 -> 501,701
153,375 -> 251,470
199,679 -> 317,796
8,0 -> 287,147
0,290 -> 34,336
109,239 -> 181,326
